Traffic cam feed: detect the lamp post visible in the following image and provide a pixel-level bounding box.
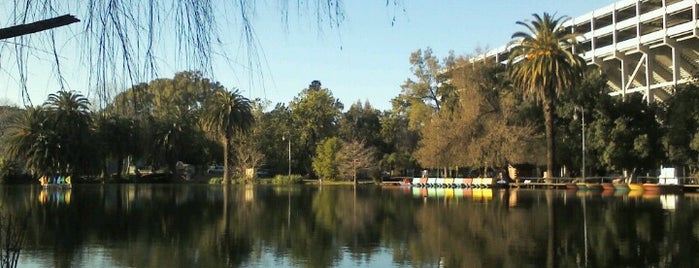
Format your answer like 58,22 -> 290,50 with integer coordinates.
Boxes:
574,106 -> 586,181
282,134 -> 291,178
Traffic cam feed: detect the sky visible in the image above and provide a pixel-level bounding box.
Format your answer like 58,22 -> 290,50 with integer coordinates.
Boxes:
0,0 -> 618,111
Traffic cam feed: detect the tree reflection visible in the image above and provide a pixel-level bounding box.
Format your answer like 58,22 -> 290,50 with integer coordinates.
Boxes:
2,186 -> 699,267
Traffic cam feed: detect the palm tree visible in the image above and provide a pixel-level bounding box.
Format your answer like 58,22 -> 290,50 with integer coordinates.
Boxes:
4,107 -> 57,177
43,90 -> 93,176
508,13 -> 585,179
200,89 -> 254,184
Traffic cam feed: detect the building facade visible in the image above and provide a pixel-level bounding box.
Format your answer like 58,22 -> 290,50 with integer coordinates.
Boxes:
483,0 -> 698,102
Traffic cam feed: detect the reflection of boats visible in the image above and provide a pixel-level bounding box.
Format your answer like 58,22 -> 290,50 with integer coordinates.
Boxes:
601,183 -> 615,191
39,187 -> 72,205
642,183 -> 682,194
411,187 -> 493,201
628,183 -> 643,192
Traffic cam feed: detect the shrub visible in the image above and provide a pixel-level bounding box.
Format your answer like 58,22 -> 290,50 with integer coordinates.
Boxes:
271,174 -> 303,184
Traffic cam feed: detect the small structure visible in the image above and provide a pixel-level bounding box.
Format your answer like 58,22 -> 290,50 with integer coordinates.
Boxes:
658,167 -> 678,185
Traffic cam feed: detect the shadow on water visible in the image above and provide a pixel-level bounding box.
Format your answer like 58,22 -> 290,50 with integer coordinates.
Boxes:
1,184 -> 698,267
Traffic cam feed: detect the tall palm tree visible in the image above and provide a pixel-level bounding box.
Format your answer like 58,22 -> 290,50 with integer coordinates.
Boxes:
43,90 -> 93,176
200,89 -> 254,184
508,13 -> 585,179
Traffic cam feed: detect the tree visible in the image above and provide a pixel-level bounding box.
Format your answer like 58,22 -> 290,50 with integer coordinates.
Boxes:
4,90 -> 95,178
289,80 -> 343,175
200,89 -> 254,184
255,103 -> 296,176
336,140 -> 378,182
508,13 -> 585,178
338,101 -> 384,148
394,48 -> 456,130
107,71 -> 224,172
43,90 -> 94,176
312,137 -> 341,181
94,113 -> 139,178
587,94 -> 663,177
415,60 -> 541,176
4,107 -> 55,177
661,82 -> 699,176
379,110 -> 419,176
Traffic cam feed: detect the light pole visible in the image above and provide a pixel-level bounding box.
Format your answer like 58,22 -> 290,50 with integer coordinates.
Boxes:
574,106 -> 586,181
282,134 -> 291,178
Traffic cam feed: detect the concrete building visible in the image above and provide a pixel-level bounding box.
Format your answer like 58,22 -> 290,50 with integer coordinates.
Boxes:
482,0 -> 698,102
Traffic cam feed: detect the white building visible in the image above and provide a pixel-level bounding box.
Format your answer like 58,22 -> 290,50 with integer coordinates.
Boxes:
482,0 -> 699,102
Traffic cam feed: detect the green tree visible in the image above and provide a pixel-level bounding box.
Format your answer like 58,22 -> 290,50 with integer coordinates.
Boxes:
588,94 -> 663,177
379,109 -> 419,177
94,113 -> 139,178
43,90 -> 94,176
256,103 -> 296,176
338,101 -> 383,149
4,107 -> 56,177
508,13 -> 585,178
661,82 -> 699,176
312,137 -> 341,181
394,48 -> 456,130
289,80 -> 343,175
107,71 -> 225,171
200,89 -> 254,184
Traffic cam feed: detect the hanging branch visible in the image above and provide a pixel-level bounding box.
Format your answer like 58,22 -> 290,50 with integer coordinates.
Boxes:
0,14 -> 79,40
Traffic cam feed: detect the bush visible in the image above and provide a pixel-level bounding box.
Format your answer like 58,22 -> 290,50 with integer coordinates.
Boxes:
271,174 -> 303,184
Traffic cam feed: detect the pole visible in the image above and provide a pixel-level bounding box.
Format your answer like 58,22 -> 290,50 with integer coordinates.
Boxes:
581,108 -> 586,181
288,138 -> 291,178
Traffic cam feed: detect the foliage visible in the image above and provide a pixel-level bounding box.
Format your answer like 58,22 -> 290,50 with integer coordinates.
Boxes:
271,174 -> 304,184
312,137 -> 342,181
4,91 -> 96,178
200,89 -> 254,184
508,13 -> 586,177
393,48 -> 456,130
255,103 -> 296,176
555,70 -> 611,176
289,81 -> 343,175
661,82 -> 699,176
338,101 -> 384,151
415,60 -> 541,174
379,110 -> 419,176
588,94 -> 664,175
93,113 -> 139,177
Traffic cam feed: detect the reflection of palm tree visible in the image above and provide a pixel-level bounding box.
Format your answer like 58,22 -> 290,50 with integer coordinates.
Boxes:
200,89 -> 254,184
508,13 -> 585,179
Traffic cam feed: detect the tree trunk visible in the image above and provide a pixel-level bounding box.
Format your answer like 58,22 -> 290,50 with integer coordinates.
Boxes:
223,137 -> 230,185
543,92 -> 556,181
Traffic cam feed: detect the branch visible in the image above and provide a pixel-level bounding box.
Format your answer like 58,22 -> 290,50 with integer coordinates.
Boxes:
0,14 -> 80,40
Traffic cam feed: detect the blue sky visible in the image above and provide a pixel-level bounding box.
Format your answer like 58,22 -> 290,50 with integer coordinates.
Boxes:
0,1 -> 617,111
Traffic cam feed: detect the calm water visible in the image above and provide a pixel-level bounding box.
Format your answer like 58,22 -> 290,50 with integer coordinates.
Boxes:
1,184 -> 698,267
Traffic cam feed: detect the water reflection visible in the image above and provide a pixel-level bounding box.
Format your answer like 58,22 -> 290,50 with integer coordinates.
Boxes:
0,185 -> 696,267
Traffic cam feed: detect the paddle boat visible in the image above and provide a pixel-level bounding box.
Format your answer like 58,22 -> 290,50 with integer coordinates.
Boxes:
39,175 -> 72,188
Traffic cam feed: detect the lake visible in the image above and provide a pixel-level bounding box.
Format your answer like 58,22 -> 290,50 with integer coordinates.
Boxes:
1,184 -> 697,267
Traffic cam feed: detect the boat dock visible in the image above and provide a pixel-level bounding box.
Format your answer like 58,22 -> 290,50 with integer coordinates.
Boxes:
381,177 -> 699,192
